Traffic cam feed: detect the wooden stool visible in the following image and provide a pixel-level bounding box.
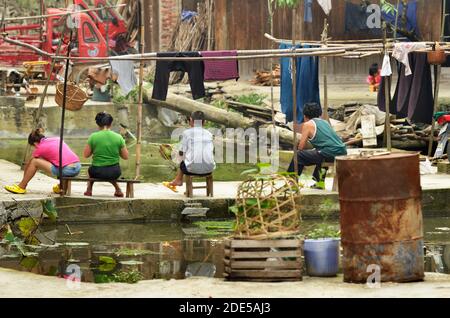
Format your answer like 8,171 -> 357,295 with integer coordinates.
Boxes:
185,174 -> 213,198
322,162 -> 338,191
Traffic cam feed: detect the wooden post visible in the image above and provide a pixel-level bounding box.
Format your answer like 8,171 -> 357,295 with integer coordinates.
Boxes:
292,8 -> 298,176
268,0 -> 276,128
321,18 -> 330,123
59,31 -> 73,195
135,0 -> 145,179
428,64 -> 441,157
382,22 -> 392,151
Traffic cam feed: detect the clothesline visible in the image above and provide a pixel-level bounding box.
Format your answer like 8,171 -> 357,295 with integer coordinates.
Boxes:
1,4 -> 126,23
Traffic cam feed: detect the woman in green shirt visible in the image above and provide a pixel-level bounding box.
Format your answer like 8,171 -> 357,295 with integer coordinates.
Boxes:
83,112 -> 129,197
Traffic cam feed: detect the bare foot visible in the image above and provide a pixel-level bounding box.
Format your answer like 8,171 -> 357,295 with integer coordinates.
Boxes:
170,180 -> 183,187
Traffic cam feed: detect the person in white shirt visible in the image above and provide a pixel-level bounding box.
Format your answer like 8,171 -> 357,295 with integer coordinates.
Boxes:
163,111 -> 215,192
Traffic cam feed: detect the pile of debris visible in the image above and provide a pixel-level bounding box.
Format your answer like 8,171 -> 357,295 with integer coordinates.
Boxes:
252,65 -> 280,86
329,102 -> 434,149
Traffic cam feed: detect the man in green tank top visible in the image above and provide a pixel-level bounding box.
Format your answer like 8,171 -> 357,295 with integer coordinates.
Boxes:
288,103 -> 347,185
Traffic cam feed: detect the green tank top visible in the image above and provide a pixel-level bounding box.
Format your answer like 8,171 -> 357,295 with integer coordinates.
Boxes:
309,118 -> 347,158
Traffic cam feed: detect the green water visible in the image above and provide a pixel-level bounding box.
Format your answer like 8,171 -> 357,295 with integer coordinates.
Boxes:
0,218 -> 449,282
0,139 -> 287,183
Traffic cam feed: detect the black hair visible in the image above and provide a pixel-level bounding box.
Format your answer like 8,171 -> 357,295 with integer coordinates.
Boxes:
303,103 -> 322,120
191,111 -> 205,122
28,128 -> 45,145
95,112 -> 114,127
369,63 -> 379,77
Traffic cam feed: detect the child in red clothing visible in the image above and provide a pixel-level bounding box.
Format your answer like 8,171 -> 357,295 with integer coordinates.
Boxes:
367,63 -> 381,92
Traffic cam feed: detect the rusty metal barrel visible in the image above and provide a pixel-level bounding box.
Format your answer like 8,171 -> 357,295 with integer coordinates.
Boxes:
336,153 -> 424,283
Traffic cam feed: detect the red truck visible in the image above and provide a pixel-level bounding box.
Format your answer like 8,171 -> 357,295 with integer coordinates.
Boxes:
0,0 -> 129,77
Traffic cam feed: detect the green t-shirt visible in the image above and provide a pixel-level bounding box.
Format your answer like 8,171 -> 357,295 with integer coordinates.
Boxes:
88,130 -> 125,167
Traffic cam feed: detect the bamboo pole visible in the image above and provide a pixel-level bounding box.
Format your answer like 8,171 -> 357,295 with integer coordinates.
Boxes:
428,0 -> 447,157
382,22 -> 392,151
135,0 -> 145,180
268,0 -> 276,129
292,7 -> 298,176
428,64 -> 442,157
3,4 -> 126,23
59,31 -> 73,196
321,18 -> 330,123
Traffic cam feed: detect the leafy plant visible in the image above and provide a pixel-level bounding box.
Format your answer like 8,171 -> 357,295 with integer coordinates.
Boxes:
380,0 -> 396,15
306,223 -> 340,240
274,0 -> 300,8
306,207 -> 340,240
42,199 -> 57,222
193,221 -> 235,236
234,93 -> 267,106
112,270 -> 144,284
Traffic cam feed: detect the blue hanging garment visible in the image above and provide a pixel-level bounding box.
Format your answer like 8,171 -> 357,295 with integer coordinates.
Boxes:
304,0 -> 313,23
280,43 -> 321,123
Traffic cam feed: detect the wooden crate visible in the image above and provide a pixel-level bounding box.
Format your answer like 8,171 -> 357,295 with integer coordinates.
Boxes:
224,239 -> 303,282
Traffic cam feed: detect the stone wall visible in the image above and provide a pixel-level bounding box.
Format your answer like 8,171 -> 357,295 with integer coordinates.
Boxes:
0,99 -> 174,140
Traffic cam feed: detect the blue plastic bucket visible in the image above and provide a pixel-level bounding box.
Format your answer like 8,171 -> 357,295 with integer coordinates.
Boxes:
304,239 -> 340,277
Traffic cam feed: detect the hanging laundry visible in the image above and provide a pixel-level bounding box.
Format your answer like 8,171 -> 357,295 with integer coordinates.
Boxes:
304,0 -> 313,23
382,0 -> 420,40
316,0 -> 332,15
381,53 -> 392,77
280,43 -> 321,124
392,42 -> 427,76
200,50 -> 239,81
344,2 -> 381,36
152,52 -> 205,101
378,53 -> 434,125
110,60 -> 137,96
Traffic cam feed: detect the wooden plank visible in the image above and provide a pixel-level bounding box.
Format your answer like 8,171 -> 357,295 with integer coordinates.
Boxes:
228,251 -> 302,259
227,270 -> 301,278
228,261 -> 301,269
230,239 -> 302,249
61,178 -> 140,183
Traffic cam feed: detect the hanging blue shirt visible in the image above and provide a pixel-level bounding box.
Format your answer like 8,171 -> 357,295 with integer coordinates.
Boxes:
280,43 -> 321,124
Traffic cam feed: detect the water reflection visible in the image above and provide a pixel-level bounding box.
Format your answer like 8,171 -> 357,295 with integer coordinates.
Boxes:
0,219 -> 450,283
0,239 -> 225,283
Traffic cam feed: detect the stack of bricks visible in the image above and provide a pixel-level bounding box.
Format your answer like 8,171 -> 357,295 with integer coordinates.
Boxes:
159,0 -> 182,50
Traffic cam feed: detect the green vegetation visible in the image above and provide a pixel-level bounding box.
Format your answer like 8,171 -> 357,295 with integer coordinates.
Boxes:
113,248 -> 161,256
113,270 -> 144,284
305,208 -> 340,240
273,0 -> 300,8
234,93 -> 266,106
193,221 -> 235,236
0,199 -> 58,256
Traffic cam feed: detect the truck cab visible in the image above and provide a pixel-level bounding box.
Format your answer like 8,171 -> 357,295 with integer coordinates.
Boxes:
73,0 -> 128,50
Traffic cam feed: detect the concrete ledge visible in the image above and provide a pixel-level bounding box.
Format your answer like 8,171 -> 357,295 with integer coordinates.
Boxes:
50,186 -> 450,224
0,199 -> 44,225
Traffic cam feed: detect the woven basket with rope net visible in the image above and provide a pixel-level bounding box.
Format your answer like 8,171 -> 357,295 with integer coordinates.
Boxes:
55,83 -> 88,111
232,174 -> 301,240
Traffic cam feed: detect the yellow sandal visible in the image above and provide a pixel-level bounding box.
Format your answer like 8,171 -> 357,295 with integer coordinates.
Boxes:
162,182 -> 178,193
4,184 -> 27,194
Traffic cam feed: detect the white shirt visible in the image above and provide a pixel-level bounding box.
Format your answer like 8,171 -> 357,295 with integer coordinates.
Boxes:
181,126 -> 216,174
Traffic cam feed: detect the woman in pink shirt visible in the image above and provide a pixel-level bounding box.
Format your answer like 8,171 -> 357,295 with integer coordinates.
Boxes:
4,129 -> 81,194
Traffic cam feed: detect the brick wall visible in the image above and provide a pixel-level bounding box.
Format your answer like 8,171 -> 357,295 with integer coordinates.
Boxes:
159,0 -> 182,50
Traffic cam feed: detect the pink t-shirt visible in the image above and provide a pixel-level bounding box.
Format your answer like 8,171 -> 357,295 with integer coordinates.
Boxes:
32,137 -> 80,167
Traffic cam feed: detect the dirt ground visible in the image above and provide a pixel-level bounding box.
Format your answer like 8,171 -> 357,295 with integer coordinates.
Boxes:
0,267 -> 449,298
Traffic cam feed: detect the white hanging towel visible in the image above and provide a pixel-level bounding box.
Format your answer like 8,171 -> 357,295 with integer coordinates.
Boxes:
380,53 -> 392,77
392,43 -> 427,76
317,0 -> 332,15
